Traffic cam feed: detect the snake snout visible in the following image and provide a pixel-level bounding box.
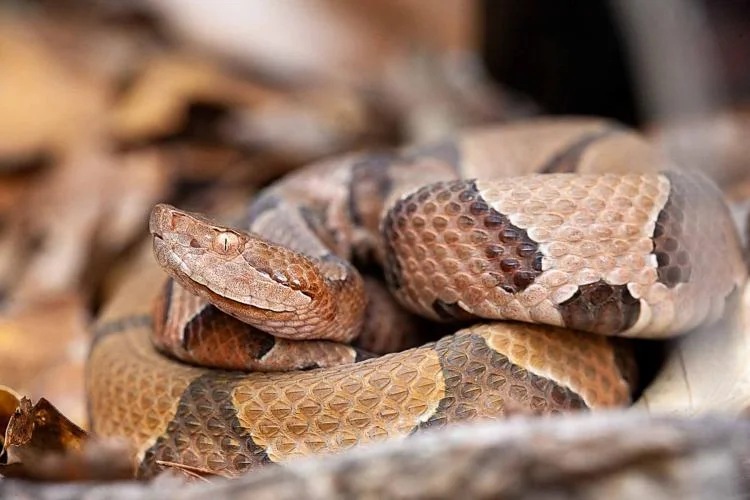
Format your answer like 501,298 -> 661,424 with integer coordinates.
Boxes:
149,203 -> 178,238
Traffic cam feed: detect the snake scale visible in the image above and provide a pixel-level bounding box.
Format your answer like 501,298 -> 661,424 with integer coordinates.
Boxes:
87,117 -> 748,478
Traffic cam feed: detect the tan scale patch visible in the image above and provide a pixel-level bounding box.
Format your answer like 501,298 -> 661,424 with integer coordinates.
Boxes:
475,173 -> 673,335
421,328 -> 588,427
87,328 -> 205,466
478,323 -> 630,408
231,347 -> 446,462
631,171 -> 747,335
88,250 -> 204,466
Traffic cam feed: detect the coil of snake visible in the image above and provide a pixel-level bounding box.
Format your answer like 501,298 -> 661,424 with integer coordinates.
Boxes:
87,117 -> 748,479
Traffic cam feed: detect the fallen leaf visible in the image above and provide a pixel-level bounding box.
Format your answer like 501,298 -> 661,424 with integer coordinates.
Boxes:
0,396 -> 134,481
0,386 -> 21,448
4,397 -> 87,460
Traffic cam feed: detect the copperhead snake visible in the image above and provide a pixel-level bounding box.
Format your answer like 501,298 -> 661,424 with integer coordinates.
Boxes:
87,117 -> 748,478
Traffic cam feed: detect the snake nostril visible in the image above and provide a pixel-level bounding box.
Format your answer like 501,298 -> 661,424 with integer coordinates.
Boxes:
190,238 -> 202,248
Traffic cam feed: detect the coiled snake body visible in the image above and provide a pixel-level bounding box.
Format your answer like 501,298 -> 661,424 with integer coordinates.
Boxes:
87,118 -> 747,478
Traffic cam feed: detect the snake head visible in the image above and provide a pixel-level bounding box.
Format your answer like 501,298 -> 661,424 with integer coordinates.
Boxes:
149,203 -> 314,316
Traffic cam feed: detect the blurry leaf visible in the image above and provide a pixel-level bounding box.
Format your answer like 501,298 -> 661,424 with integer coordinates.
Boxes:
110,54 -> 278,144
0,19 -> 103,161
0,295 -> 89,427
148,0 -> 478,85
147,0 -> 529,142
649,104 -> 750,193
111,53 -> 382,163
12,143 -> 170,302
222,86 -> 383,163
635,284 -> 750,416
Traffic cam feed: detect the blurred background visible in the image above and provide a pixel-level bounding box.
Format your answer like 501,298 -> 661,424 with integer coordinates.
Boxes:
0,0 -> 748,430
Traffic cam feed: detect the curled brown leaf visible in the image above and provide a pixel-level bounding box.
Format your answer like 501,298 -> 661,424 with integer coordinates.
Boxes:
0,396 -> 134,481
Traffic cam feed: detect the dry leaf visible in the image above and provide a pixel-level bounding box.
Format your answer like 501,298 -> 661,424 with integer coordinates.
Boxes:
0,396 -> 134,481
4,397 -> 87,459
0,386 -> 21,448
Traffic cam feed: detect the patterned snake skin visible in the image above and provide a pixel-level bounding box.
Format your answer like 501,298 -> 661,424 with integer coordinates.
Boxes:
87,118 -> 748,478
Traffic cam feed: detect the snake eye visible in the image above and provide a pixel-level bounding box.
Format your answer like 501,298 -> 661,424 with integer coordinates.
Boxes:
213,231 -> 240,255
